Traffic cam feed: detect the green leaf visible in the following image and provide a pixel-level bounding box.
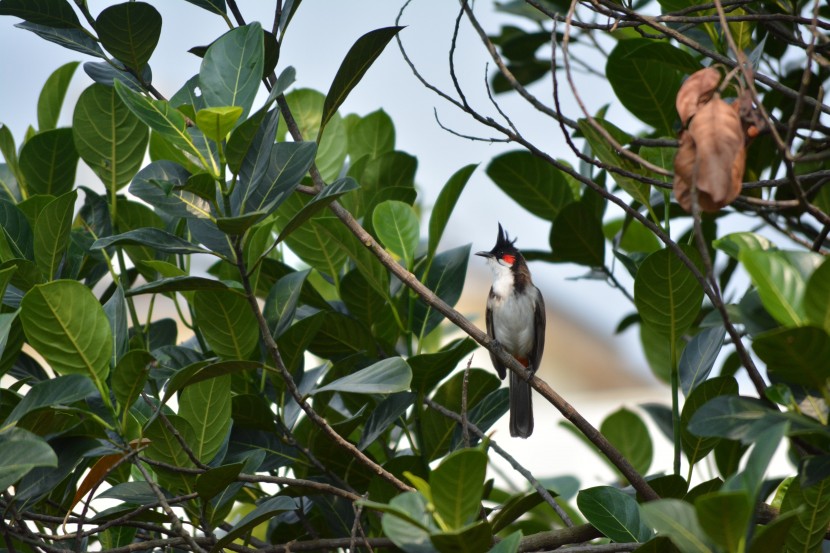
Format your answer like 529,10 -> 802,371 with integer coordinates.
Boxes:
314,357 -> 411,395
129,160 -> 211,220
379,492 -> 437,550
634,246 -> 703,338
111,350 -> 152,414
430,520 -> 493,553
358,392 -> 415,450
679,327 -> 725,396
103,284 -> 128,364
347,108 -> 395,162
428,164 -> 475,257
320,26 -> 403,137
0,428 -> 57,491
92,228 -> 211,256
96,2 -> 161,71
550,199 -> 605,266
694,491 -> 751,552
2,373 -> 96,429
34,190 -> 76,279
780,475 -> 830,553
195,462 -> 242,500
486,150 -> 574,220
199,23 -> 264,120
192,289 -> 259,359
600,407 -> 653,477
128,276 -> 228,297
640,499 -> 714,553
681,376 -> 738,465
143,414 -> 196,492
162,360 -> 260,406
179,374 -> 232,463
431,448 -> 487,529
232,141 -> 316,216
753,326 -> 830,390
183,0 -> 226,15
113,80 -> 200,159
489,531 -> 522,553
409,338 -> 478,394
211,496 -> 297,553
578,486 -> 652,543
18,128 -> 79,196
275,177 -> 359,244
747,510 -> 799,553
273,195 -> 348,279
263,270 -> 308,339
37,61 -> 79,131
0,0 -> 81,28
20,280 -> 112,394
413,244 -> 471,338
713,232 -> 774,260
317,216 -> 389,299
606,39 -> 700,133
16,21 -> 103,57
490,488 -> 559,533
373,200 -> 419,269
73,83 -> 148,190
805,258 -> 830,333
740,250 -> 807,327
195,106 -> 243,142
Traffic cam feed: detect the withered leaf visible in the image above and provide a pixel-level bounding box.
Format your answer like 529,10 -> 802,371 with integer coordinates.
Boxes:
676,67 -> 721,128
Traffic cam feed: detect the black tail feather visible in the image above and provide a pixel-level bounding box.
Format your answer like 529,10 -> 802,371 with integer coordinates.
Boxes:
509,371 -> 533,438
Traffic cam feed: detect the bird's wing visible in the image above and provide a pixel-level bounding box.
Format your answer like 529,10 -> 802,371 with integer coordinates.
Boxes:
485,296 -> 506,380
530,286 -> 546,375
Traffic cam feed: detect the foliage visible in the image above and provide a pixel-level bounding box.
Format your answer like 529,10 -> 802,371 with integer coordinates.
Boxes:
0,0 -> 828,552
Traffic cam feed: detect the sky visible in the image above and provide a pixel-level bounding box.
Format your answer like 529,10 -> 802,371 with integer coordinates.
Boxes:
0,1 -> 653,376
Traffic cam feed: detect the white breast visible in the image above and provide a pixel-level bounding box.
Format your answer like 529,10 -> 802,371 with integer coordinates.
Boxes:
486,258 -> 538,357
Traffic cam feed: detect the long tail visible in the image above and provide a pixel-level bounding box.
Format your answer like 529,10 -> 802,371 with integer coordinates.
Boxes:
509,371 -> 533,438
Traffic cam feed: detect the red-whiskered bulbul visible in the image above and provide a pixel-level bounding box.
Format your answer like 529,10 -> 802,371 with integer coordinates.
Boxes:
476,224 -> 545,438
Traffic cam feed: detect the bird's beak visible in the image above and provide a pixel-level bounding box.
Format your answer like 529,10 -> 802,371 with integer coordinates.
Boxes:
475,251 -> 492,258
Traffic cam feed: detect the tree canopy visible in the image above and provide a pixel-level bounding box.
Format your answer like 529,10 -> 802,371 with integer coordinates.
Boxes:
0,0 -> 829,552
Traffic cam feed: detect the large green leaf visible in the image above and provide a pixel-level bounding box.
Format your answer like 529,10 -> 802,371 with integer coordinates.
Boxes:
347,109 -> 395,162
210,496 -> 297,553
275,177 -> 359,244
0,0 -> 81,28
679,327 -> 725,397
263,270 -> 308,339
373,200 -> 419,269
640,499 -> 714,553
317,216 -> 389,299
0,428 -> 57,491
18,128 -> 79,196
712,232 -> 774,260
274,195 -> 348,279
428,164 -> 475,258
20,280 -> 112,393
192,289 -> 259,359
195,106 -> 243,142
430,449 -> 487,530
179,374 -> 232,463
578,486 -> 652,543
378,491 -> 436,550
486,150 -> 573,221
805,258 -> 830,333
314,357 -> 411,395
16,21 -> 104,58
600,407 -> 652,477
129,160 -> 210,219
358,392 -> 415,450
780,476 -> 830,553
33,190 -> 76,279
412,244 -> 470,338
143,414 -> 197,492
2,373 -> 96,429
37,61 -> 79,131
550,198 -> 605,266
681,376 -> 738,465
73,83 -> 148,190
694,491 -> 751,552
92,228 -> 211,256
753,326 -> 830,390
111,350 -> 152,416
199,22 -> 263,119
319,26 -> 403,136
739,250 -> 807,327
96,2 -> 161,71
606,39 -> 700,133
183,0 -> 226,15
634,246 -> 703,338
409,338 -> 478,394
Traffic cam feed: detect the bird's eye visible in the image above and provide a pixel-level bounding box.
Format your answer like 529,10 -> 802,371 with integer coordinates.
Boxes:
501,254 -> 515,265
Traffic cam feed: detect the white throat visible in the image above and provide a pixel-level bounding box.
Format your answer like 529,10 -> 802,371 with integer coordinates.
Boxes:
486,257 -> 514,299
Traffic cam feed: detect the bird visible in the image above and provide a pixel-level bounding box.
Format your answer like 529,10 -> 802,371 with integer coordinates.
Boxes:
476,223 -> 546,438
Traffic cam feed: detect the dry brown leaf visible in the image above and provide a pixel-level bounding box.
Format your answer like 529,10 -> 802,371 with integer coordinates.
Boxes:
674,94 -> 746,212
676,67 -> 721,127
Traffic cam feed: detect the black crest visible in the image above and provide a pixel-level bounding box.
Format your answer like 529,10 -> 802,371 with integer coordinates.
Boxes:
492,223 -> 518,254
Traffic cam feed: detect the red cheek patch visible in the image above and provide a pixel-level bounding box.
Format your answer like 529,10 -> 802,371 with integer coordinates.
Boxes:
502,254 -> 515,265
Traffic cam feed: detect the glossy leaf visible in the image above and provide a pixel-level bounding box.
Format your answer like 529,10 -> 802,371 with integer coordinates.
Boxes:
640,499 -> 713,553
263,269 -> 308,339
412,244 -> 471,338
740,250 -> 806,327
73,83 -> 148,190
20,280 -> 112,393
805,258 -> 830,333
450,388 -> 509,449
0,428 -> 57,491
103,285 -> 128,364
430,448 -> 487,530
179,374 -> 232,463
315,357 -> 411,395
211,496 -> 297,553
486,150 -> 573,220
634,246 -> 703,338
753,326 -> 830,390
275,176 -> 359,244
193,289 -> 259,359
550,199 -> 605,266
96,2 -> 161,71
199,23 -> 263,119
320,26 -> 403,136
317,216 -> 389,299
0,0 -> 81,28
2,373 -> 96,429
600,407 -> 652,477
162,360 -> 260,406
274,196 -> 347,279
409,337 -> 478,394
15,21 -> 104,58
681,376 -> 738,464
428,164 -> 475,257
712,232 -> 773,260
233,140 -> 316,216
33,190 -> 76,279
129,160 -> 211,219
92,228 -> 211,256
195,106 -> 243,142
373,200 -> 419,268
358,392 -> 415,450
143,414 -> 197,492
679,327 -> 726,396
18,128 -> 78,196
37,61 -> 78,131
694,491 -> 751,552
379,492 -> 435,551
183,0 -> 226,14
111,350 -> 152,414
195,463 -> 242,500
780,475 -> 830,553
578,486 -> 652,543
348,108 -> 395,162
